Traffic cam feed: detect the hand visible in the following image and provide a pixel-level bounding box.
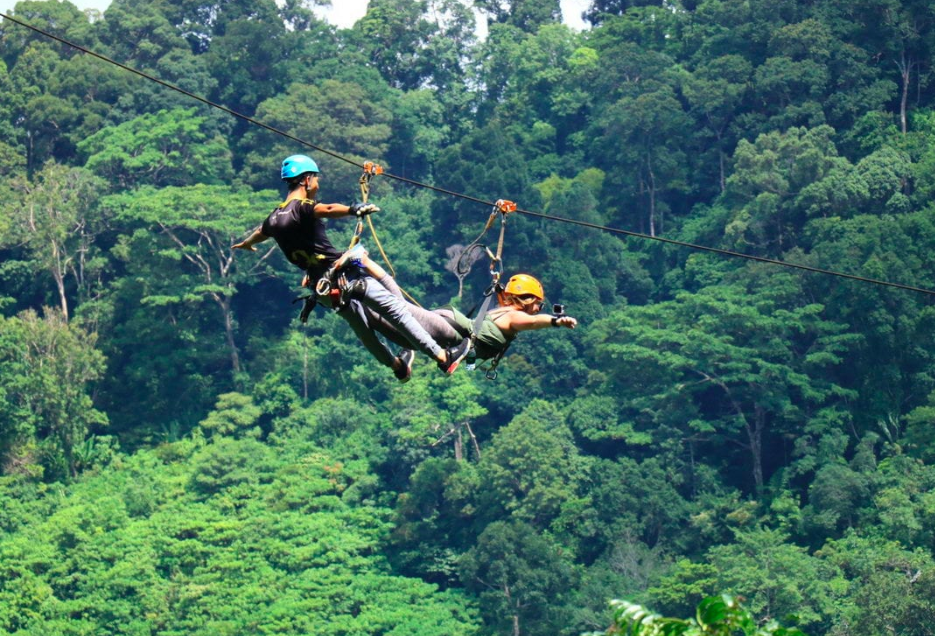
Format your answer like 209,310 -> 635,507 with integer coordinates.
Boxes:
555,316 -> 578,329
349,202 -> 380,216
232,241 -> 256,251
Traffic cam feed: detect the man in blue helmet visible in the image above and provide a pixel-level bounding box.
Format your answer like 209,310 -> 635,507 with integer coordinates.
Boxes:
233,154 -> 471,381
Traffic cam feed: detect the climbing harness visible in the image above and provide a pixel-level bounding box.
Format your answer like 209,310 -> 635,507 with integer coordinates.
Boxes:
302,162 -> 406,321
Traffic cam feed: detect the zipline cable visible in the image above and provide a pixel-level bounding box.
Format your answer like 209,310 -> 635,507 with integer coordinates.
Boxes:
4,12 -> 935,298
1,13 -> 498,204
515,208 -> 935,297
0,12 -> 357,169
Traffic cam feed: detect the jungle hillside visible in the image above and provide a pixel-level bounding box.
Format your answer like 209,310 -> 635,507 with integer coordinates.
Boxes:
2,0 -> 935,634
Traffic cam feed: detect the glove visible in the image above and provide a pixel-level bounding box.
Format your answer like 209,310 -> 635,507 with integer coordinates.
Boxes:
349,202 -> 380,216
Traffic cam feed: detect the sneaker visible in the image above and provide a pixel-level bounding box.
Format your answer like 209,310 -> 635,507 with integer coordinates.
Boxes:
438,337 -> 472,375
394,349 -> 414,383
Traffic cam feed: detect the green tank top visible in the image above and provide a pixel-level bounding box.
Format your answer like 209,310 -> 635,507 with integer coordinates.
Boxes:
449,307 -> 516,360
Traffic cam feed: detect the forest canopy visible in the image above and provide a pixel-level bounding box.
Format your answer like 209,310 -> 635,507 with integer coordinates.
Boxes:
2,0 -> 935,634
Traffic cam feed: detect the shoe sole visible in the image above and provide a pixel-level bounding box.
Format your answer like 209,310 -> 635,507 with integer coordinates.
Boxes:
444,350 -> 469,375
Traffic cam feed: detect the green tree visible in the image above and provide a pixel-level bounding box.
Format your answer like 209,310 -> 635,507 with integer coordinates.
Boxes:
3,162 -> 109,322
843,0 -> 935,135
588,277 -> 857,491
104,184 -> 279,377
390,370 -> 488,463
198,391 -> 263,439
0,309 -> 107,480
237,79 -> 394,197
817,532 -> 935,635
78,107 -> 233,188
594,82 -> 691,236
583,0 -> 666,26
3,40 -> 73,176
475,399 -> 588,528
474,0 -> 562,33
460,519 -> 575,636
681,55 -> 753,193
203,17 -> 290,116
805,209 -> 935,431
706,526 -> 835,629
723,125 -> 856,255
353,0 -> 437,91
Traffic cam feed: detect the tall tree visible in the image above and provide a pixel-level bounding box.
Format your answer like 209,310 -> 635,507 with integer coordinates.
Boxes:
3,162 -> 109,322
594,83 -> 691,236
460,519 -> 575,636
236,79 -> 394,197
584,0 -> 665,26
474,0 -> 562,33
0,309 -> 106,480
103,184 -> 279,376
723,125 -> 856,256
588,276 -> 857,491
681,55 -> 753,193
78,107 -> 233,188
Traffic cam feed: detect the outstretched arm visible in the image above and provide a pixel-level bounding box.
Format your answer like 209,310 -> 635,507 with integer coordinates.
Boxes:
499,311 -> 578,334
232,228 -> 269,251
314,202 -> 379,218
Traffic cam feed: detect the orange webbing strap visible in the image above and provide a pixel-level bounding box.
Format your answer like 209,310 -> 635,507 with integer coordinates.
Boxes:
453,199 -> 517,300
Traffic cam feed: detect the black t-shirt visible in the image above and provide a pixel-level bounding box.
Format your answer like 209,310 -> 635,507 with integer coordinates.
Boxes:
261,198 -> 343,277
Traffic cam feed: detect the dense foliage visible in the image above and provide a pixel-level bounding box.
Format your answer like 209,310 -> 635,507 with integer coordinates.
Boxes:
2,0 -> 935,633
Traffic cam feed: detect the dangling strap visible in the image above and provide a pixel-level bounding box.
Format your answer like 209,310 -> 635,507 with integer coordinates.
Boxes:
353,161 -> 422,308
471,283 -> 500,344
292,293 -> 318,323
453,199 -> 516,299
344,162 -> 383,252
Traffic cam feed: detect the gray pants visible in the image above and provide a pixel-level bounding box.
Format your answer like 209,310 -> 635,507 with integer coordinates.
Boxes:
335,270 -> 445,368
362,275 -> 464,351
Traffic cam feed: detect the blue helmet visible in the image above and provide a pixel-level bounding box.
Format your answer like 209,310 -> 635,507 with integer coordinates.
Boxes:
281,154 -> 319,180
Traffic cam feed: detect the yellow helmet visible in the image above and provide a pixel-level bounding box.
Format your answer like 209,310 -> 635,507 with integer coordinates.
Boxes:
502,274 -> 544,300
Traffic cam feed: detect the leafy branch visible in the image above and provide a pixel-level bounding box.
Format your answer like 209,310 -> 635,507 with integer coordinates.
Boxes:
585,595 -> 805,636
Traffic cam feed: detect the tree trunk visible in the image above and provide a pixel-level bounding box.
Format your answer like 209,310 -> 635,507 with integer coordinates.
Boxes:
53,269 -> 69,322
217,295 -> 241,375
717,131 -> 727,193
899,52 -> 912,135
747,406 -> 765,490
466,421 -> 482,460
453,425 -> 463,461
303,333 -> 309,400
647,156 -> 657,237
503,583 -> 520,636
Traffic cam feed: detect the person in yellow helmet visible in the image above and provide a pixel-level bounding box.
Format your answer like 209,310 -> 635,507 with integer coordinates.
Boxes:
357,262 -> 577,372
